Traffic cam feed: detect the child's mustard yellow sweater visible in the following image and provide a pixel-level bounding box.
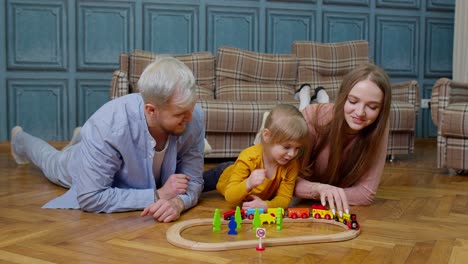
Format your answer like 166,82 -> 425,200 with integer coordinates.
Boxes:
216,144 -> 298,209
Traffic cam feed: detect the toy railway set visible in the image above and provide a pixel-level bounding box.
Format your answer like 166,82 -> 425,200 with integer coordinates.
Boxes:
223,204 -> 360,230
166,204 -> 360,251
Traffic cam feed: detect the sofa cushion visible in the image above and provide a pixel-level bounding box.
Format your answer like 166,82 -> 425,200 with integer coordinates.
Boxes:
215,47 -> 298,101
204,133 -> 254,158
292,40 -> 369,100
128,50 -> 216,99
199,99 -> 299,133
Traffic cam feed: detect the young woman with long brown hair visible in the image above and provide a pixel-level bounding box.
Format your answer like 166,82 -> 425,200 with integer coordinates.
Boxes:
295,63 -> 392,217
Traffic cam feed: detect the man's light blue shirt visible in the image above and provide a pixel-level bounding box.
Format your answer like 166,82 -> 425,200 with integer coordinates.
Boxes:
43,93 -> 205,213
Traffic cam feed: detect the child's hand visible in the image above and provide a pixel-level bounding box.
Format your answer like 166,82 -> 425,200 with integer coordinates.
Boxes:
246,169 -> 266,191
242,195 -> 267,211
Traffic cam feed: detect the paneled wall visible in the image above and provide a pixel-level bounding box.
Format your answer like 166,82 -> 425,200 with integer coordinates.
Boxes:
0,0 -> 454,141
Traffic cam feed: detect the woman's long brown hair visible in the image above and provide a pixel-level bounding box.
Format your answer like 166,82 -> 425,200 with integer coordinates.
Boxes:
301,63 -> 391,187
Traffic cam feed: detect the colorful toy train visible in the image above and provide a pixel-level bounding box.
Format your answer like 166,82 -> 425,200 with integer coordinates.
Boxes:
223,205 -> 359,230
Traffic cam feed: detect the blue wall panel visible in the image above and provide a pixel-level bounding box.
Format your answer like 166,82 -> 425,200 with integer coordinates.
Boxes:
266,9 -> 315,53
77,79 -> 110,125
77,1 -> 134,70
376,15 -> 419,77
0,0 -> 456,140
207,6 -> 259,53
376,0 -> 420,9
323,12 -> 368,43
269,0 -> 317,3
0,1 -> 6,140
144,4 -> 198,54
8,79 -> 67,140
7,0 -> 67,70
425,17 -> 453,77
427,0 -> 455,11
422,82 -> 438,137
323,0 -> 369,6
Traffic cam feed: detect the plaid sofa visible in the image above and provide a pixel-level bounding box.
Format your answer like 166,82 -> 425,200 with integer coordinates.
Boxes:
110,48 -> 298,158
110,41 -> 419,159
431,78 -> 468,172
292,40 -> 419,157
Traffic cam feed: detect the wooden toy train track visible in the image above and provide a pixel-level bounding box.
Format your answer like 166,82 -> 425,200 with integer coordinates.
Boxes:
166,217 -> 360,251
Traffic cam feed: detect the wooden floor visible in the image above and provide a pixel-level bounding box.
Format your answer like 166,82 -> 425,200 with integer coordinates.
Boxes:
1,139 -> 468,263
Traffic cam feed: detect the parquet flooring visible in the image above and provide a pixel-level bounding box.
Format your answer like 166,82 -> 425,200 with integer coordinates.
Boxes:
1,139 -> 467,263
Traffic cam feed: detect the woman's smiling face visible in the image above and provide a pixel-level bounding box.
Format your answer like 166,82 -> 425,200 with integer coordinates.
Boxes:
343,79 -> 384,132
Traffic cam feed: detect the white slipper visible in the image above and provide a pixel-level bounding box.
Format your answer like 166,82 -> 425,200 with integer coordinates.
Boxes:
63,127 -> 81,150
11,126 -> 29,165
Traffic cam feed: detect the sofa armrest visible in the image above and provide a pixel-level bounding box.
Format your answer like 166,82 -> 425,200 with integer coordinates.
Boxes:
391,80 -> 419,116
110,70 -> 129,100
448,80 -> 468,104
431,78 -> 451,126
431,78 -> 468,127
119,53 -> 129,73
391,80 -> 419,105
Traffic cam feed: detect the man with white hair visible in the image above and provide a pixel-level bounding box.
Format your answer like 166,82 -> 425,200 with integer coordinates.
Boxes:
11,56 -> 205,222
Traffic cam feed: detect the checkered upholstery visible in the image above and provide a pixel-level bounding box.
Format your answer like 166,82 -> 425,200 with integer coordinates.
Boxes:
431,78 -> 468,171
388,80 -> 420,155
110,70 -> 129,100
109,48 -> 299,158
203,47 -> 299,157
292,40 -> 369,99
200,100 -> 287,157
110,50 -> 216,100
292,40 -> 419,156
216,46 -> 297,100
109,42 -> 419,158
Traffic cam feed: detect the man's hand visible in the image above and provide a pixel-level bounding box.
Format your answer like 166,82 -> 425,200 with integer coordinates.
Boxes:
246,169 -> 266,191
140,197 -> 185,222
242,195 -> 267,211
158,174 -> 190,200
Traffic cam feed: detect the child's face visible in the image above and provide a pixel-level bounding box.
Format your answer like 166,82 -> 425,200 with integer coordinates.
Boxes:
269,140 -> 302,165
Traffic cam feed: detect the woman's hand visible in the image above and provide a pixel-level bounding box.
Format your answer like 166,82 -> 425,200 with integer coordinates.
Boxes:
316,183 -> 349,217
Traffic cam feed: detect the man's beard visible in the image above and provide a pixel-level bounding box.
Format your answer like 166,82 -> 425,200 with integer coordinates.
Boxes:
161,123 -> 186,136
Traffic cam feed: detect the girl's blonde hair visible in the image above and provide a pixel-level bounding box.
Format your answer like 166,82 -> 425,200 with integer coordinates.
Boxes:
261,104 -> 309,149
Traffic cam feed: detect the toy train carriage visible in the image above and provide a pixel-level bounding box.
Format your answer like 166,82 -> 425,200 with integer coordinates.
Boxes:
223,209 -> 246,220
260,208 -> 285,224
246,208 -> 264,219
334,211 -> 351,224
334,212 -> 359,230
286,208 -> 310,219
267,208 -> 284,217
345,214 -> 360,230
312,204 -> 360,230
311,205 -> 333,220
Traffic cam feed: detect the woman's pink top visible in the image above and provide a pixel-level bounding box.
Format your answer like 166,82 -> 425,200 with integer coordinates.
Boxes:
302,103 -> 388,205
